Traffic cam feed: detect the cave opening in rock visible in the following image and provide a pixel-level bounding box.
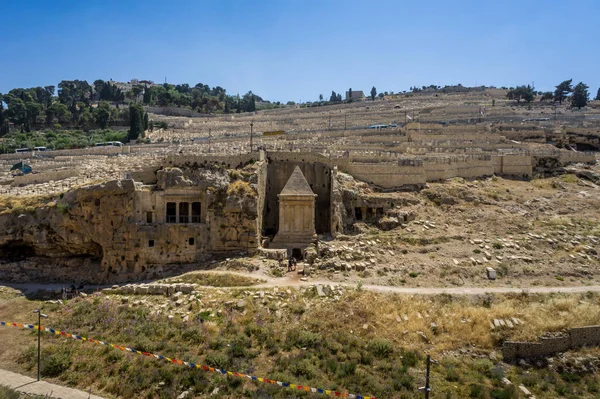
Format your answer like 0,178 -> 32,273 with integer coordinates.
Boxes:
0,241 -> 36,261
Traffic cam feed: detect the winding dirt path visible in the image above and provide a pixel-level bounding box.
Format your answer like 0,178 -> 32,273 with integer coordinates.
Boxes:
4,269 -> 600,296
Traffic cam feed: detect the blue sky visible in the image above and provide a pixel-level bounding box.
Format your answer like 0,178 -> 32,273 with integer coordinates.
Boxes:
0,0 -> 598,102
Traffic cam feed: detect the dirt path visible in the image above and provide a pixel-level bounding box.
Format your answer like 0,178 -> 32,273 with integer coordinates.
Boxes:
4,269 -> 600,297
164,269 -> 600,295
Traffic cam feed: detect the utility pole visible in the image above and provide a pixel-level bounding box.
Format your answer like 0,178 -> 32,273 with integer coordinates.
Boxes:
208,128 -> 211,153
425,354 -> 431,399
33,309 -> 48,381
344,113 -> 347,130
418,355 -> 437,398
250,122 -> 253,152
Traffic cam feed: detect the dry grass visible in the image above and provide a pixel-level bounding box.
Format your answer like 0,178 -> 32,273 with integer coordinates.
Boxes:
226,180 -> 256,198
1,288 -> 600,398
163,272 -> 265,287
0,194 -> 55,215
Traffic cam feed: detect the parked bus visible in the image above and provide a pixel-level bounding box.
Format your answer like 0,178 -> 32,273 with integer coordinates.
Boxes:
95,141 -> 124,147
15,148 -> 30,153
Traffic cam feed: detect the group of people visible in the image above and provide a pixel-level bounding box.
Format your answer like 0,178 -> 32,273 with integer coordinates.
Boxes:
287,256 -> 297,272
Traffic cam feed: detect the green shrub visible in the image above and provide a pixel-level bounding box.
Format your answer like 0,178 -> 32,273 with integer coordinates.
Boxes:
290,359 -> 316,379
401,351 -> 418,367
205,351 -> 229,369
337,361 -> 356,377
469,383 -> 488,398
368,338 -> 393,358
42,351 -> 72,377
285,329 -> 320,349
445,366 -> 461,382
393,372 -> 414,390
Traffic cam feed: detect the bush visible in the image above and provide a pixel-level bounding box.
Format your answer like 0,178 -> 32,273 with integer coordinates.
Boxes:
205,351 -> 229,369
226,180 -> 256,198
402,351 -> 418,367
469,383 -> 488,398
445,366 -> 461,382
42,351 -> 72,377
290,359 -> 316,379
337,361 -> 356,377
0,385 -> 20,399
285,329 -> 320,349
368,338 -> 393,358
393,372 -> 414,390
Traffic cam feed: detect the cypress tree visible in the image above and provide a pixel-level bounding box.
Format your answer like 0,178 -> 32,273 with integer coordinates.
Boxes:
143,111 -> 149,131
128,104 -> 144,141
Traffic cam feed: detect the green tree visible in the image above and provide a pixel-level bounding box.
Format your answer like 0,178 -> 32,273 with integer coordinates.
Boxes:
348,88 -> 353,102
319,94 -> 323,102
554,79 -> 573,104
540,92 -> 554,102
370,86 -> 377,101
4,96 -> 27,131
80,108 -> 95,132
570,82 -> 589,109
329,91 -> 337,102
25,101 -> 43,131
143,111 -> 149,131
595,88 -> 600,101
93,101 -> 112,128
128,103 -> 144,141
507,85 -> 534,103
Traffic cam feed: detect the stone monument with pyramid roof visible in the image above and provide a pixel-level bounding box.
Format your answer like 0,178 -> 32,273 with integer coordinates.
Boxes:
272,166 -> 317,250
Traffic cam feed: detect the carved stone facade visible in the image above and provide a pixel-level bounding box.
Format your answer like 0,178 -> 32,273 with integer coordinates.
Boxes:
272,166 -> 317,251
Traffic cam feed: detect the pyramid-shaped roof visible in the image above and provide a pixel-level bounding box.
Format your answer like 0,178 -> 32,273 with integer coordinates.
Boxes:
280,166 -> 315,196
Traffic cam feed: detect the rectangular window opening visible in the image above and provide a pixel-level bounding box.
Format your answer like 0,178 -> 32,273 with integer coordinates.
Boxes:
166,202 -> 176,223
191,202 -> 201,223
188,237 -> 195,245
148,240 -> 154,248
179,202 -> 189,223
146,211 -> 153,224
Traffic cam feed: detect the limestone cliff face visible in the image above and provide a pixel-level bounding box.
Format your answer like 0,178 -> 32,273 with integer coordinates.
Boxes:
0,169 -> 259,283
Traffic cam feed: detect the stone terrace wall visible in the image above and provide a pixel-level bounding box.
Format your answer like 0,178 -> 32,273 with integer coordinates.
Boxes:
0,146 -> 127,161
164,153 -> 261,169
503,325 -> 600,360
12,168 -> 79,186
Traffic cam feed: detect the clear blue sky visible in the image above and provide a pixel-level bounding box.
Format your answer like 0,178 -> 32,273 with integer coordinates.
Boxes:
1,0 -> 598,102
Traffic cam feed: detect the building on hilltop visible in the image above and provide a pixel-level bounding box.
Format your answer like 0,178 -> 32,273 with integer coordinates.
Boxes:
345,90 -> 365,101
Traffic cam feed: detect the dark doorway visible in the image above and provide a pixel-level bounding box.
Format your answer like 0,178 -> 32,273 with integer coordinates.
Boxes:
191,202 -> 201,223
355,207 -> 363,220
292,248 -> 303,260
166,202 -> 176,223
0,241 -> 35,261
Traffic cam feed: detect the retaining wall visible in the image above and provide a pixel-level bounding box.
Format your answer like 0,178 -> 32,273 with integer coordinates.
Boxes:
503,325 -> 600,360
12,168 -> 79,186
0,146 -> 127,161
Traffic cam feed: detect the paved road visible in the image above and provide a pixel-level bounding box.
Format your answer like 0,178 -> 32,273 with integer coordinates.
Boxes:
0,368 -> 105,399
